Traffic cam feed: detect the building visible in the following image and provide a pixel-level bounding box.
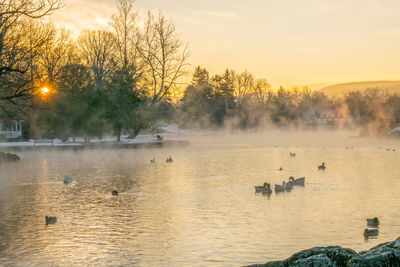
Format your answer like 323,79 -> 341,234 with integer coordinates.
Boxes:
387,127 -> 400,137
0,120 -> 23,139
304,108 -> 349,127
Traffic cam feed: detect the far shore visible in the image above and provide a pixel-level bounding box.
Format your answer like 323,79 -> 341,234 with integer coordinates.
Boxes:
0,136 -> 189,151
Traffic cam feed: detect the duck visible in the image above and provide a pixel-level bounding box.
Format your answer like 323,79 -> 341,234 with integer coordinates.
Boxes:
275,181 -> 286,193
279,167 -> 283,171
285,181 -> 293,191
150,157 -> 156,163
364,228 -> 379,238
112,190 -> 118,196
289,176 -> 305,186
166,156 -> 173,163
290,152 -> 296,157
45,216 -> 57,225
367,217 -> 379,228
318,162 -> 326,170
63,175 -> 72,184
255,183 -> 272,194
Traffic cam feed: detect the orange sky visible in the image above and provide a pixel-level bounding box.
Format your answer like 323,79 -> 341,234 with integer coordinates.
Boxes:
51,0 -> 400,89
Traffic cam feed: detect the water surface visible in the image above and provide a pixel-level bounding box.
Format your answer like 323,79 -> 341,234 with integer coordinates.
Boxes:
0,135 -> 399,266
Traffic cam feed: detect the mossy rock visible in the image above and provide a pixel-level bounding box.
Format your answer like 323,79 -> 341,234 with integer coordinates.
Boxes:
347,239 -> 400,267
248,246 -> 357,267
0,151 -> 20,162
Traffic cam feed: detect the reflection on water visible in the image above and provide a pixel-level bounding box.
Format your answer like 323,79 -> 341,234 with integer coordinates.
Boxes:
1,140 -> 400,266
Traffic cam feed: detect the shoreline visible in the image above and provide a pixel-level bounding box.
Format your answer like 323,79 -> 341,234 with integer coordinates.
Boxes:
0,139 -> 189,152
248,236 -> 400,266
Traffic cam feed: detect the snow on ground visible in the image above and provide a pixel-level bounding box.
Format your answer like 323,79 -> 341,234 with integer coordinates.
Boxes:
0,141 -> 34,147
0,137 -> 158,147
0,124 -> 197,148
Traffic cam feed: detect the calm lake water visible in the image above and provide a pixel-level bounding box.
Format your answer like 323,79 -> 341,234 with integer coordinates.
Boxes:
0,132 -> 399,266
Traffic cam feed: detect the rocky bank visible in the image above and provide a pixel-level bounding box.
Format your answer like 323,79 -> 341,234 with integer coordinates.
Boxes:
249,237 -> 400,267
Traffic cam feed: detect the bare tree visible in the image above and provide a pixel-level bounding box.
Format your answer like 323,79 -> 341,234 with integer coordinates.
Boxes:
0,0 -> 62,116
233,70 -> 254,108
252,78 -> 272,105
78,30 -> 117,90
135,11 -> 190,104
0,0 -> 62,19
110,0 -> 137,69
38,27 -> 77,85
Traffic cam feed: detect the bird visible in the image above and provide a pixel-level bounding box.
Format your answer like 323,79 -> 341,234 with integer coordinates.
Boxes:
318,163 -> 326,170
45,216 -> 57,225
289,176 -> 305,186
255,183 -> 272,194
290,152 -> 296,157
166,156 -> 173,163
150,157 -> 156,163
63,175 -> 72,184
275,181 -> 286,193
112,190 -> 118,196
279,167 -> 283,171
364,228 -> 379,238
285,181 -> 293,191
367,217 -> 379,228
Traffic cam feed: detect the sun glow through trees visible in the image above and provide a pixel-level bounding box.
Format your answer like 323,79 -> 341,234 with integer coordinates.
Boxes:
40,87 -> 50,97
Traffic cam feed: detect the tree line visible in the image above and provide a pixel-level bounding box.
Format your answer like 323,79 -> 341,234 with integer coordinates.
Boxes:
1,0 -> 399,140
180,67 -> 400,136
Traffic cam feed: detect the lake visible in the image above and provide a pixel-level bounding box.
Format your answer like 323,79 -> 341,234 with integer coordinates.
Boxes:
0,132 -> 399,266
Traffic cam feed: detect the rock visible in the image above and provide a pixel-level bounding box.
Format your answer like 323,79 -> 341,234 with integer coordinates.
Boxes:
247,261 -> 284,267
249,237 -> 400,267
285,246 -> 357,267
247,246 -> 357,267
347,240 -> 400,267
0,151 -> 20,163
394,238 -> 400,248
291,254 -> 336,266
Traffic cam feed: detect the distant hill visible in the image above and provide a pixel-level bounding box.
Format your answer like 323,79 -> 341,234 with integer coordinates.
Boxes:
319,81 -> 400,96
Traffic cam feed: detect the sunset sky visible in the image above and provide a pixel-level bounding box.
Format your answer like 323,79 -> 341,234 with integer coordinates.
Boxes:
52,0 -> 400,89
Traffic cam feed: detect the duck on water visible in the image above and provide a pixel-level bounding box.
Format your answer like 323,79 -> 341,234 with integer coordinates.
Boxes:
275,181 -> 293,192
255,183 -> 272,194
63,175 -> 72,185
367,217 -> 379,228
289,176 -> 305,186
318,162 -> 326,170
45,216 -> 57,225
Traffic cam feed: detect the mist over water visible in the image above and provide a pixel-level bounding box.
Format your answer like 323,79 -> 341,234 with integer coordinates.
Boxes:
0,131 -> 400,266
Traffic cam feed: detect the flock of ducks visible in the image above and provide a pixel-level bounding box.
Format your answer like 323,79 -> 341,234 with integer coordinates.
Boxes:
53,147 -> 382,242
150,156 -> 173,163
255,176 -> 306,195
255,150 -> 380,240
255,152 -> 325,196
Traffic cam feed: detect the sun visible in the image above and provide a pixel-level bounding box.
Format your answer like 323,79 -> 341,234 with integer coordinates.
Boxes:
41,87 -> 50,96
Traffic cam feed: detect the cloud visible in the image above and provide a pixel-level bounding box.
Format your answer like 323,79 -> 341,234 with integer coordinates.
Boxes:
51,0 -> 114,34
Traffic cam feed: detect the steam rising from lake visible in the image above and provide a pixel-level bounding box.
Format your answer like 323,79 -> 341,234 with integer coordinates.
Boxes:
0,130 -> 399,266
